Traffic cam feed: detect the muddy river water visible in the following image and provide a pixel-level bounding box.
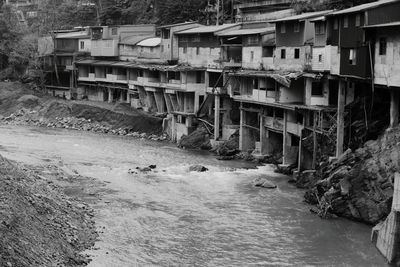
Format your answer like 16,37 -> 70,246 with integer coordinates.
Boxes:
0,125 -> 386,266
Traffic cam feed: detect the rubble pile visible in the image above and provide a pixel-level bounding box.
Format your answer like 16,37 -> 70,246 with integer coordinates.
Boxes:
303,127 -> 400,224
0,155 -> 97,266
0,108 -> 169,142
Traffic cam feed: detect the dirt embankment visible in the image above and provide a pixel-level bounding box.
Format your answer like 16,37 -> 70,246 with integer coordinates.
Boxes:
0,82 -> 164,137
0,155 -> 97,266
300,126 -> 400,225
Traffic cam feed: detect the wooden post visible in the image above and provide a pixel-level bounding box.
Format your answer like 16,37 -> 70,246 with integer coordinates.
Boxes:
259,113 -> 265,155
336,80 -> 345,157
214,95 -> 221,140
390,90 -> 399,128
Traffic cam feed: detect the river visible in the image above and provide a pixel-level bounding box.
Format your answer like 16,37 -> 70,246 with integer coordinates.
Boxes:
0,125 -> 385,266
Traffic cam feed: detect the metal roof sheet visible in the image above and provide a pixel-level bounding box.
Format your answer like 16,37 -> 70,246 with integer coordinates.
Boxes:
269,10 -> 333,23
119,35 -> 153,45
216,27 -> 274,36
91,61 -> 117,66
136,37 -> 161,47
158,21 -> 200,29
363,21 -> 400,28
75,59 -> 97,65
330,0 -> 399,15
175,24 -> 239,34
56,31 -> 90,39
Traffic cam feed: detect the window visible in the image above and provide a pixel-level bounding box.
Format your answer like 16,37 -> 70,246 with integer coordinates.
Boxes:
318,54 -> 323,62
250,51 -> 254,61
80,41 -> 84,50
262,46 -> 274,57
253,78 -> 259,89
162,29 -> 170,39
196,47 -> 200,55
183,46 -> 187,54
311,82 -> 323,96
294,22 -> 300,32
247,36 -> 259,45
111,27 -> 118,35
315,23 -> 325,35
192,36 -> 200,42
294,48 -> 300,59
343,16 -> 349,28
379,37 -> 387,55
355,14 -> 361,27
280,23 -> 286,33
281,49 -> 286,59
334,19 -> 339,30
349,49 -> 357,65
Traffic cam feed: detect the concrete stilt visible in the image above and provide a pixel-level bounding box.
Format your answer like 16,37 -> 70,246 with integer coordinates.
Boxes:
119,90 -> 124,102
282,110 -> 289,165
239,103 -> 245,151
390,90 -> 399,128
108,88 -> 113,103
372,173 -> 400,263
126,91 -> 131,104
214,95 -> 220,140
336,80 -> 345,158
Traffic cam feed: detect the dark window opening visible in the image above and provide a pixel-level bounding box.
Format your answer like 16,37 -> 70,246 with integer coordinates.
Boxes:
275,108 -> 284,119
281,49 -> 286,59
294,48 -> 300,59
262,46 -> 274,57
311,82 -> 323,96
296,113 -> 303,124
379,37 -> 387,55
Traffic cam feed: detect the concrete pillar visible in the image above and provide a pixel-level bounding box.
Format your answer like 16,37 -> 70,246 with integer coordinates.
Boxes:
119,90 -> 124,102
154,91 -> 166,113
214,95 -> 220,140
336,80 -> 345,157
282,110 -> 289,165
259,115 -> 268,155
108,88 -> 113,103
305,78 -> 312,106
171,115 -> 177,142
298,116 -> 305,171
126,91 -> 131,104
239,103 -> 245,151
390,90 -> 399,128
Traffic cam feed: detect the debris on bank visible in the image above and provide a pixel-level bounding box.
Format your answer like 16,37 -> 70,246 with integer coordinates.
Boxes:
302,126 -> 400,224
0,155 -> 97,266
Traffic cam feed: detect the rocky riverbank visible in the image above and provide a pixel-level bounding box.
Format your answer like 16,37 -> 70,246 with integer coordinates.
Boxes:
0,155 -> 98,266
300,126 -> 400,225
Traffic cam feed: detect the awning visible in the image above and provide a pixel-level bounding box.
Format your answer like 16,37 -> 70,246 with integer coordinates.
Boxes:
75,59 -> 97,65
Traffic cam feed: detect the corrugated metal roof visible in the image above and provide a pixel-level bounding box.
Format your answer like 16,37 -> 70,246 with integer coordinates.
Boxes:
363,21 -> 400,28
56,31 -> 90,39
175,24 -> 239,34
91,61 -> 117,66
158,21 -> 200,29
309,16 -> 327,22
330,0 -> 399,15
216,27 -> 274,36
75,59 -> 97,65
269,10 -> 333,23
137,37 -> 161,47
119,35 -> 153,45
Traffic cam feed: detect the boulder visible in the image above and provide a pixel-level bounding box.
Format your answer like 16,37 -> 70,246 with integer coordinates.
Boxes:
253,177 -> 277,189
189,165 -> 208,172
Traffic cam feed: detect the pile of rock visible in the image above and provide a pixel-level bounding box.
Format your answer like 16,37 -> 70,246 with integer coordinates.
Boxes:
303,127 -> 400,224
1,109 -> 169,142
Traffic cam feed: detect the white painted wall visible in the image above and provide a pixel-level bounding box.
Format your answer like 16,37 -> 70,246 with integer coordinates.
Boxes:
178,47 -> 221,68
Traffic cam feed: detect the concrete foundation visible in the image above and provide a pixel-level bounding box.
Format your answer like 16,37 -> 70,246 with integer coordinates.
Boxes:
372,173 -> 400,263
